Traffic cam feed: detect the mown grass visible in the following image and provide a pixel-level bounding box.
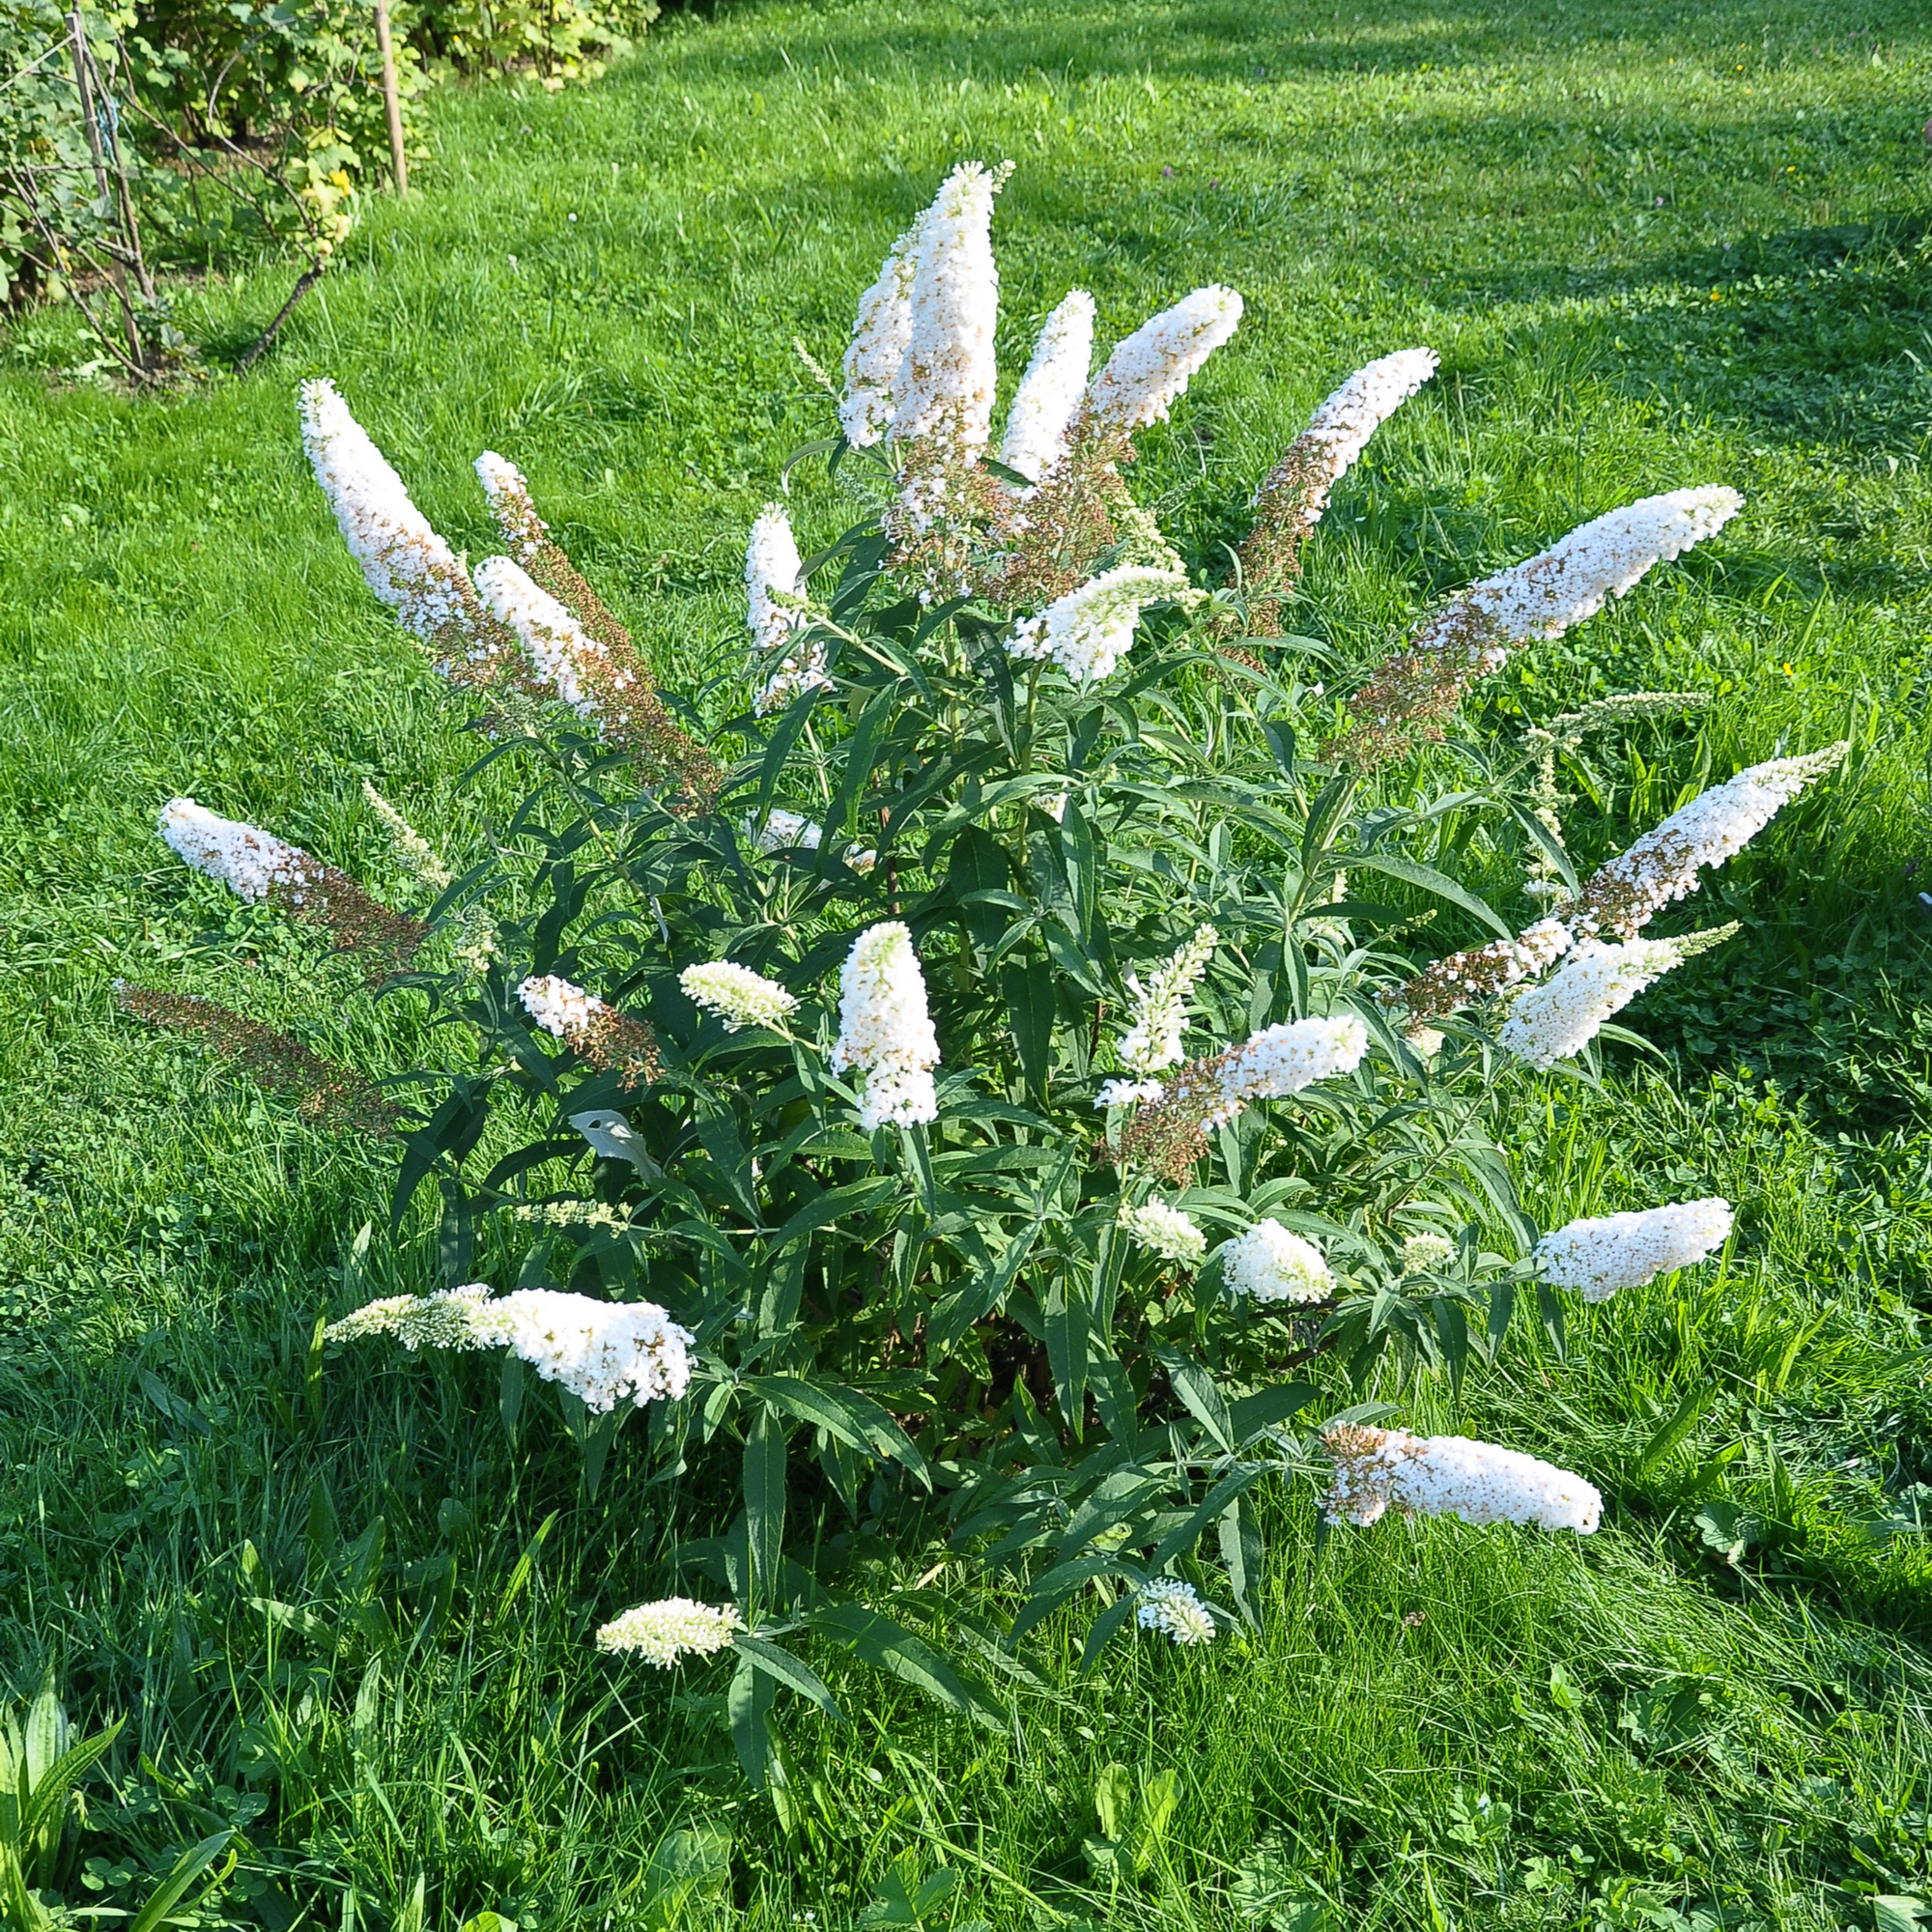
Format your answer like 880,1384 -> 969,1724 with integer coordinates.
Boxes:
3,0 -> 1932,1926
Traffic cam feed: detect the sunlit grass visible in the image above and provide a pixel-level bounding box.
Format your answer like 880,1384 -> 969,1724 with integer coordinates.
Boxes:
2,0 -> 1931,1925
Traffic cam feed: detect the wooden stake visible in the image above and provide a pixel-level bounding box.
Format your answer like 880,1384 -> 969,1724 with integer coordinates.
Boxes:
68,7 -> 142,373
374,0 -> 408,194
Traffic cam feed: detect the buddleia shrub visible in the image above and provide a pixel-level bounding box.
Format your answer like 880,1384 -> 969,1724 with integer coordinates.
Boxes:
128,161 -> 1846,1786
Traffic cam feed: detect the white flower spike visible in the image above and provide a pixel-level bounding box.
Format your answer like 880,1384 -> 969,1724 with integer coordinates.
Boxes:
1535,1200 -> 1733,1301
832,923 -> 941,1129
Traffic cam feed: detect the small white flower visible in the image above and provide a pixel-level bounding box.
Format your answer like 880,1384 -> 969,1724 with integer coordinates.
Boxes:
832,923 -> 940,1129
1118,1197 -> 1207,1265
1575,744 -> 1847,938
1255,347 -> 1439,536
1135,1577 -> 1216,1645
298,379 -> 476,648
519,973 -> 607,1041
747,503 -> 831,715
1117,924 -> 1218,1076
160,797 -> 308,903
327,1285 -> 693,1411
1414,487 -> 1744,667
1535,1199 -> 1733,1301
890,159 -> 1009,457
999,289 -> 1095,482
1007,565 -> 1194,684
841,218 -> 921,446
1208,1013 -> 1367,1127
1095,1077 -> 1166,1110
1400,1232 -> 1458,1276
1322,1424 -> 1601,1535
680,961 -> 799,1033
1222,1219 -> 1333,1305
595,1597 -> 742,1666
1497,935 -> 1704,1067
1084,285 -> 1245,436
474,555 -> 618,727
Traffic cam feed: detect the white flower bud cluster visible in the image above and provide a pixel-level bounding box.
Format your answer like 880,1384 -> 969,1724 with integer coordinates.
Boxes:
998,289 -> 1095,484
840,220 -> 921,447
519,973 -> 607,1042
595,1597 -> 742,1665
1208,1013 -> 1368,1128
1135,1577 -> 1216,1645
1264,347 -> 1440,534
1083,285 -> 1245,435
1535,1199 -> 1733,1301
1118,923 -> 1219,1075
1400,1232 -> 1458,1276
474,555 -> 633,727
1321,1424 -> 1601,1534
680,960 -> 799,1033
1413,487 -> 1743,665
891,159 -> 1009,456
1221,1219 -> 1334,1305
1095,1077 -> 1166,1110
1118,1197 -> 1207,1265
361,781 -> 451,892
327,1284 -> 694,1411
1007,565 -> 1194,684
1574,744 -> 1847,938
160,798 -> 309,904
747,503 -> 831,715
832,923 -> 940,1129
1496,935 -> 1703,1068
298,379 -> 473,642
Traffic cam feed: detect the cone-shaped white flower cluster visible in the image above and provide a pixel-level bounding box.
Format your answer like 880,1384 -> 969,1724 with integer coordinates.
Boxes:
1119,1197 -> 1208,1265
298,379 -> 473,644
595,1597 -> 742,1665
1083,286 -> 1245,435
1208,1014 -> 1368,1128
1322,1425 -> 1602,1533
474,556 -> 633,727
746,503 -> 831,715
1118,924 -> 1218,1075
841,221 -> 921,447
519,973 -> 606,1039
1222,1219 -> 1334,1305
1135,1578 -> 1216,1645
1400,1232 -> 1458,1276
1265,348 -> 1439,535
1007,565 -> 1192,684
999,290 -> 1096,483
1535,1199 -> 1733,1301
832,923 -> 940,1129
473,451 -> 546,564
160,798 -> 309,903
891,159 -> 1009,455
1575,744 -> 1847,938
1497,936 -> 1699,1068
327,1284 -> 694,1411
1415,487 -> 1743,666
680,961 -> 798,1033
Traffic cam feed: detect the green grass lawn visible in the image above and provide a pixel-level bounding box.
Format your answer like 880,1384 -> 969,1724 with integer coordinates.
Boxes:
6,0 -> 1932,1926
